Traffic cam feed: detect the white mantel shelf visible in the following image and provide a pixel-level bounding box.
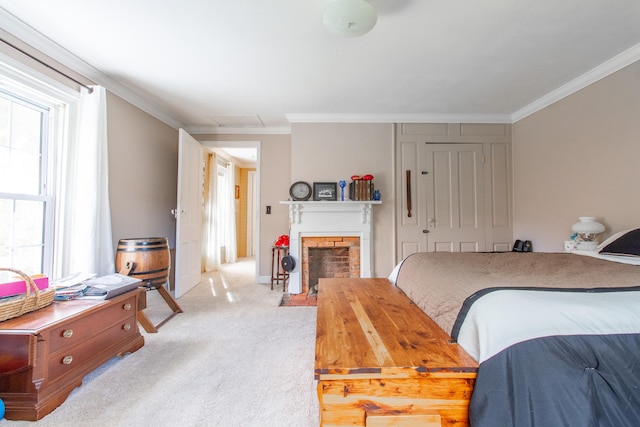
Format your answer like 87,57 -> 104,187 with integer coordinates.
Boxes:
280,200 -> 381,224
279,200 -> 381,294
279,200 -> 382,207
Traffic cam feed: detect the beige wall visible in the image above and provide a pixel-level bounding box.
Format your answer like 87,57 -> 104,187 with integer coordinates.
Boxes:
107,92 -> 179,250
291,123 -> 396,277
196,133 -> 291,280
513,60 -> 640,252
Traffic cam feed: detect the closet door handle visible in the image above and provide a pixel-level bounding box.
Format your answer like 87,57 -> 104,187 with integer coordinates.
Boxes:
406,170 -> 412,218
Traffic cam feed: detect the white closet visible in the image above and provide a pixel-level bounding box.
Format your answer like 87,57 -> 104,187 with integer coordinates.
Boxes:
395,123 -> 513,260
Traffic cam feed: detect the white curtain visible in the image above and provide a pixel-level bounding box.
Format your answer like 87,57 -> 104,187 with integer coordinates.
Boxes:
202,156 -> 237,269
203,153 -> 220,271
58,85 -> 114,276
224,161 -> 238,263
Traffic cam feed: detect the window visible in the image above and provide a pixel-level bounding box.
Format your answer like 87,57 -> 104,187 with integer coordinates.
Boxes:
0,89 -> 54,274
0,55 -> 76,277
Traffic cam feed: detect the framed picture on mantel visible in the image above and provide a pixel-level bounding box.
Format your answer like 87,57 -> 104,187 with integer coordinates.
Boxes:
313,182 -> 337,201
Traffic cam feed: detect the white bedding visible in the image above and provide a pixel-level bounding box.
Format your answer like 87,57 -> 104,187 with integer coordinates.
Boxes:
457,289 -> 640,363
572,249 -> 640,265
393,252 -> 640,356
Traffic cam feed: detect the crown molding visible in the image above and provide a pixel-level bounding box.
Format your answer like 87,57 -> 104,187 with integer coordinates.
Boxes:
0,8 -> 184,130
286,113 -> 513,124
511,42 -> 640,123
185,125 -> 292,135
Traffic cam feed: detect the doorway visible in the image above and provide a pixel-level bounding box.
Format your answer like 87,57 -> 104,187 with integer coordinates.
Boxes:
201,141 -> 260,281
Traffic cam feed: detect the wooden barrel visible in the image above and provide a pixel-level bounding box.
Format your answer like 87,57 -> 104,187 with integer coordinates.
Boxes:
115,237 -> 170,287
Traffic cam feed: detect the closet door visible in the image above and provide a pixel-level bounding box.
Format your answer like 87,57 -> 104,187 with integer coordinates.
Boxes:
396,139 -> 427,258
395,124 -> 512,263
425,144 -> 485,252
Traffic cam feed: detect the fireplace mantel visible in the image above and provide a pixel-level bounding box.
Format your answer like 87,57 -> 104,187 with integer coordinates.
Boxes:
280,200 -> 381,294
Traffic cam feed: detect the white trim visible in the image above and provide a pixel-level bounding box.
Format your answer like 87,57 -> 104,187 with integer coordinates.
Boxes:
0,51 -> 78,104
201,140 -> 260,149
0,55 -> 79,277
280,201 -> 381,294
258,275 -> 272,284
185,125 -> 291,135
512,43 -> 640,123
285,113 -> 513,124
247,170 -> 257,257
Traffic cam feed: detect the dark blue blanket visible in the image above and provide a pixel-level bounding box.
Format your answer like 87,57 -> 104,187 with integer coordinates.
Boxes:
469,334 -> 640,427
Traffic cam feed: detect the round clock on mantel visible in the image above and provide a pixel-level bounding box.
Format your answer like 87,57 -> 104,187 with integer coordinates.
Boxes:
289,181 -> 312,201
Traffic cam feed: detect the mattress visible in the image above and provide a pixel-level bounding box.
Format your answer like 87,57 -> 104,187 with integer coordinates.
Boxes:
393,252 -> 640,337
393,251 -> 640,426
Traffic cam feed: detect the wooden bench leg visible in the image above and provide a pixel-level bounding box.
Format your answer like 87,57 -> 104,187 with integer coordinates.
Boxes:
137,309 -> 159,333
157,285 -> 183,314
136,284 -> 183,333
120,263 -> 182,333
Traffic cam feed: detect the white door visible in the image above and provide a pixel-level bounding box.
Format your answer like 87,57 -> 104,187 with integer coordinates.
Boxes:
425,144 -> 485,252
396,142 -> 485,259
174,129 -> 203,298
247,170 -> 257,256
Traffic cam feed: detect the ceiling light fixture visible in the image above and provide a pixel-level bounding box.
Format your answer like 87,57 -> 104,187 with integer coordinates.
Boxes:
323,0 -> 377,37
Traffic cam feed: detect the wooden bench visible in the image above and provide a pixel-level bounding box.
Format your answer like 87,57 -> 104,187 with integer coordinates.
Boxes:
315,278 -> 478,427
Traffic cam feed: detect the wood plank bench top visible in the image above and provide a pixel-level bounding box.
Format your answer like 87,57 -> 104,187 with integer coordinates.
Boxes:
314,278 -> 478,426
315,278 -> 478,380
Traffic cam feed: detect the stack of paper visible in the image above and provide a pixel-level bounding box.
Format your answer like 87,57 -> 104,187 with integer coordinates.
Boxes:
51,272 -> 96,300
81,274 -> 142,299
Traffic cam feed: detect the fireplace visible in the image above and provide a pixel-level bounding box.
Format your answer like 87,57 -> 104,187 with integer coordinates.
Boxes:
280,200 -> 380,294
302,236 -> 360,294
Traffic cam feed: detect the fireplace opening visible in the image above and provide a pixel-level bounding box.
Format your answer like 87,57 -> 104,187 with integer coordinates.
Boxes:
308,247 -> 349,294
302,236 -> 360,296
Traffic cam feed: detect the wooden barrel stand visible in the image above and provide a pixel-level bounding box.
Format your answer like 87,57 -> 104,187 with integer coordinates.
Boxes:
116,237 -> 183,333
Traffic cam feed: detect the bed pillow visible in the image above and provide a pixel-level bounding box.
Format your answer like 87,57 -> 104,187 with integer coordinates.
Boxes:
599,228 -> 640,257
598,229 -> 633,249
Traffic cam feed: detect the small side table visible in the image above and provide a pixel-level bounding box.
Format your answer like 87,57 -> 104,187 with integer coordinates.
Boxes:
271,245 -> 289,291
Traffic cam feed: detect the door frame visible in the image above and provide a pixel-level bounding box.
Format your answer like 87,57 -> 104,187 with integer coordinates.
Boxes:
201,140 -> 261,282
247,170 -> 258,257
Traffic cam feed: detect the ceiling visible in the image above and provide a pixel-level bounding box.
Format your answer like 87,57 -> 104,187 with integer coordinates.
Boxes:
1,1 -> 640,134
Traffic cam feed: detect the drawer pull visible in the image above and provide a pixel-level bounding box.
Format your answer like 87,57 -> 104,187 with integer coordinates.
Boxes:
62,329 -> 74,338
62,355 -> 73,365
123,303 -> 132,311
123,323 -> 131,331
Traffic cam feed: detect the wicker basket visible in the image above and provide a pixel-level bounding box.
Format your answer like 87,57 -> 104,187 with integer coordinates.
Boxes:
0,267 -> 55,322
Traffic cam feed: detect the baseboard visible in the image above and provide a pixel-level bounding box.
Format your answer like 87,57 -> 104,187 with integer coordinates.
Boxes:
258,275 -> 271,284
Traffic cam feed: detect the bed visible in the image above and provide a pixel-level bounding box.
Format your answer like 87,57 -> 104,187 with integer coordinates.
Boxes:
391,230 -> 640,427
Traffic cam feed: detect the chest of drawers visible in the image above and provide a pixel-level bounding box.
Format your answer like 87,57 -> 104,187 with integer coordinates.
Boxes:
0,289 -> 145,420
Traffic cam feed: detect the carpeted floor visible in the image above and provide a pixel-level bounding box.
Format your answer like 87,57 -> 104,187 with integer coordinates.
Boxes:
0,258 -> 319,427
